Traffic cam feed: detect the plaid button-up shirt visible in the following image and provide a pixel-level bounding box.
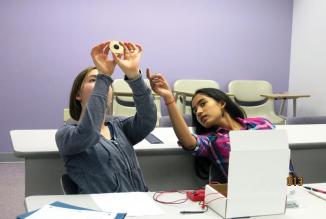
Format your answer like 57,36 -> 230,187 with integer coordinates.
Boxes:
190,117 -> 275,181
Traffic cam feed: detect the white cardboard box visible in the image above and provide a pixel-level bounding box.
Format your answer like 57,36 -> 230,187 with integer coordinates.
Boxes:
205,129 -> 289,218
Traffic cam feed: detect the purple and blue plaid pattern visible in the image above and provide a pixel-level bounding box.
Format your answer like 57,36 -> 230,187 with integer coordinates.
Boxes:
191,117 -> 275,179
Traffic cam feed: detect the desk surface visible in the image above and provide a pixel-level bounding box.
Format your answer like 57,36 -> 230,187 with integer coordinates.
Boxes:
9,128 -> 188,156
113,91 -> 160,98
10,125 -> 326,156
261,93 -> 310,99
174,91 -> 234,97
25,184 -> 326,218
25,192 -> 218,219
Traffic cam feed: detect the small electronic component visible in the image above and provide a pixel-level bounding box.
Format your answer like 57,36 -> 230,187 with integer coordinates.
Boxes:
109,40 -> 124,55
186,189 -> 205,202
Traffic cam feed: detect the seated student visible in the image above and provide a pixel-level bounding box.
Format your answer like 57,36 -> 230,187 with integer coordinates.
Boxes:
55,41 -> 157,194
147,70 -> 295,183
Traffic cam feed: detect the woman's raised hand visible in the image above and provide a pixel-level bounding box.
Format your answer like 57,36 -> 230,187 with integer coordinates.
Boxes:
146,68 -> 174,103
113,42 -> 142,79
91,41 -> 116,76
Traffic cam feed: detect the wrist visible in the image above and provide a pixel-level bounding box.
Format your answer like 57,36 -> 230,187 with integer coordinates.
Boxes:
98,70 -> 113,77
125,69 -> 141,80
164,96 -> 175,106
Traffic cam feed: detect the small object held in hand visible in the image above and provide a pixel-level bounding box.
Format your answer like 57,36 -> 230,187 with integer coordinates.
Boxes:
109,40 -> 124,55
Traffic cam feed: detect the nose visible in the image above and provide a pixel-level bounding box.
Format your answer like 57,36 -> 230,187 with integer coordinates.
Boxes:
196,107 -> 203,116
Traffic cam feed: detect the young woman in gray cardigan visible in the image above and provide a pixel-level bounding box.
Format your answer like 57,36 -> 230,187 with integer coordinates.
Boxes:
55,41 -> 157,194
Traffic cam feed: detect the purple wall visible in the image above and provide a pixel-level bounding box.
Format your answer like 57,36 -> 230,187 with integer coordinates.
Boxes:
0,0 -> 293,152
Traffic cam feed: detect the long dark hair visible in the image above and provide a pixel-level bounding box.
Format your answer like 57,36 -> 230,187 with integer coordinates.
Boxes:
191,88 -> 246,135
69,66 -> 96,121
191,88 -> 246,181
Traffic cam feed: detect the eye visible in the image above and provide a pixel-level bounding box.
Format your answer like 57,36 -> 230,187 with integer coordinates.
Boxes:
200,101 -> 206,107
89,78 -> 96,83
192,107 -> 197,114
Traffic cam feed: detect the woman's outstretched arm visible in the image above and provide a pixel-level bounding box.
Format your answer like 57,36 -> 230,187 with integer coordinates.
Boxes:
147,69 -> 196,150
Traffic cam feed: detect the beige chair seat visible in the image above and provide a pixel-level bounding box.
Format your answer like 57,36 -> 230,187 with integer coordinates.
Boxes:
228,80 -> 285,125
173,79 -> 220,115
112,79 -> 161,126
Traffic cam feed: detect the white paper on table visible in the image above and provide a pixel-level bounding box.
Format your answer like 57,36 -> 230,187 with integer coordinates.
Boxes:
91,192 -> 165,216
26,205 -> 116,219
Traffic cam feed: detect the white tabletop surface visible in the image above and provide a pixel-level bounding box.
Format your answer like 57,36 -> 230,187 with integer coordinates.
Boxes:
24,183 -> 326,219
10,124 -> 326,154
25,191 -> 218,219
276,124 -> 326,145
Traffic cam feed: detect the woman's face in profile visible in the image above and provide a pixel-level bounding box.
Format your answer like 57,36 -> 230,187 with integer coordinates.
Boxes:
192,93 -> 225,128
76,69 -> 98,106
76,70 -> 113,110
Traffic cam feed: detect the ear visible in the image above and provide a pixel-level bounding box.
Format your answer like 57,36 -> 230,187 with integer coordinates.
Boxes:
76,92 -> 82,101
220,101 -> 226,109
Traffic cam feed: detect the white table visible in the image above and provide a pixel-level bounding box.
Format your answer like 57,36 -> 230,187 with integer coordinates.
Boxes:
24,184 -> 326,218
11,125 -> 326,196
10,128 -> 192,155
261,93 -> 310,117
11,125 -> 326,153
276,124 -> 326,148
10,127 -> 206,196
25,192 -> 218,219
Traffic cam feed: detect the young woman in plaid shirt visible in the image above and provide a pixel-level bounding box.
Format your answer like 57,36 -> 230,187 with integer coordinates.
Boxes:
147,69 -> 295,183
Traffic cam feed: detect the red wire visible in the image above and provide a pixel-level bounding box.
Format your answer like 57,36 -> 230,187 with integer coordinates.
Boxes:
152,189 -> 224,208
200,191 -> 224,209
153,190 -> 188,204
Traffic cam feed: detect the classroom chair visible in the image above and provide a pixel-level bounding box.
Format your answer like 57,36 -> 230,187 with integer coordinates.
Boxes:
173,79 -> 220,115
112,79 -> 161,126
228,80 -> 285,124
63,108 -> 70,122
60,173 -> 78,194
